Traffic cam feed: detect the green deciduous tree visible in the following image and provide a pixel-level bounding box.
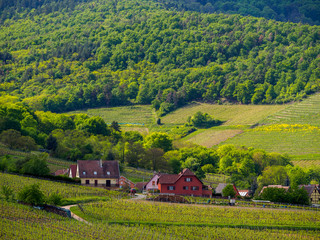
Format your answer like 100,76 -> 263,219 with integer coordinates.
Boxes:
144,132 -> 173,152
222,184 -> 236,198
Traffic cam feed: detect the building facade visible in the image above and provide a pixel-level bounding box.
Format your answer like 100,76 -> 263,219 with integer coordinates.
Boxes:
76,160 -> 120,188
157,169 -> 212,197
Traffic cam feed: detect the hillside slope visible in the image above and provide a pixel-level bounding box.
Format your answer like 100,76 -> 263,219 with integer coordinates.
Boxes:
0,0 -> 319,114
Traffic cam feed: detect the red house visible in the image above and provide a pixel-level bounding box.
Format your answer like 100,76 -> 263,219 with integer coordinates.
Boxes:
157,168 -> 212,197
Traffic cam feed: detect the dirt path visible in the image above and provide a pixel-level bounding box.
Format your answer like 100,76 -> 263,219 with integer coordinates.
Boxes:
131,193 -> 147,200
61,204 -> 91,225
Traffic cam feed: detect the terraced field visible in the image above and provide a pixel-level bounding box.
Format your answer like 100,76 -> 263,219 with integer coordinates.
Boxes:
220,130 -> 320,160
260,93 -> 320,126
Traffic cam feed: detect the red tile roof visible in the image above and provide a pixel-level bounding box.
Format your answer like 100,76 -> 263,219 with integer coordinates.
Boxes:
179,168 -> 195,176
158,168 -> 201,184
158,174 -> 180,184
68,165 -> 77,178
54,169 -> 68,176
78,160 -> 120,179
135,182 -> 147,191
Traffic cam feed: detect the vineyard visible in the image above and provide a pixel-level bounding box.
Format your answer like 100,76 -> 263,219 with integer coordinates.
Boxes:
73,200 -> 320,229
260,93 -> 320,126
1,200 -> 319,239
221,125 -> 320,160
0,173 -> 124,201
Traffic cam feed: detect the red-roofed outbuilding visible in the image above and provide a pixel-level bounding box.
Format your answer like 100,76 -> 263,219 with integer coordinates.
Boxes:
157,168 -> 212,197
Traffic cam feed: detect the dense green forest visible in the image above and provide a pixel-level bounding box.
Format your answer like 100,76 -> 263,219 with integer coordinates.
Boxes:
159,0 -> 320,25
1,0 -> 320,25
0,0 -> 320,116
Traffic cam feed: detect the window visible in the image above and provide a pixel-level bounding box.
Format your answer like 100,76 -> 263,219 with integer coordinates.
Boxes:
185,178 -> 192,182
167,186 -> 175,190
94,171 -> 97,175
152,181 -> 155,186
183,186 -> 188,190
83,171 -> 86,175
192,186 -> 199,191
107,171 -> 110,175
85,180 -> 89,184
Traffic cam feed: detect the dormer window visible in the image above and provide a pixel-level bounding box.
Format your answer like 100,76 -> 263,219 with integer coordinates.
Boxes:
107,171 -> 110,175
94,171 -> 97,175
83,171 -> 86,175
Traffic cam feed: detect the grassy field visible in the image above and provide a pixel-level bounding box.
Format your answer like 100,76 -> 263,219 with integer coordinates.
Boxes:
162,103 -> 286,126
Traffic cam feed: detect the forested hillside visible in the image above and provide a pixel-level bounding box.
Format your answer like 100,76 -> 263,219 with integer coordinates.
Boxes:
0,0 -> 319,115
159,0 -> 320,25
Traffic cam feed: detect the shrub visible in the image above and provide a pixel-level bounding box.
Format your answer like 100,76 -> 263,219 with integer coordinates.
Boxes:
18,184 -> 45,206
47,192 -> 63,206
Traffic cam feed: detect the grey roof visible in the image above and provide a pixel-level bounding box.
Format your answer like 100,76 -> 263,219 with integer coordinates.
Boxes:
215,183 -> 228,194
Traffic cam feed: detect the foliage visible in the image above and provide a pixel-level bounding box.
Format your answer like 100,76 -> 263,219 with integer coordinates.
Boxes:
47,192 -> 63,206
0,1 -> 319,116
20,153 -> 50,176
187,111 -> 221,128
18,184 -> 45,206
144,132 -> 173,152
1,185 -> 14,201
257,166 -> 288,188
260,186 -> 309,205
222,184 -> 236,198
159,0 -> 320,25
0,129 -> 37,151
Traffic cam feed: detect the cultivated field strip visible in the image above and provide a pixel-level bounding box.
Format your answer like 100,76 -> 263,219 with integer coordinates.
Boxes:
0,172 -> 115,199
261,93 -> 320,126
1,201 -> 318,240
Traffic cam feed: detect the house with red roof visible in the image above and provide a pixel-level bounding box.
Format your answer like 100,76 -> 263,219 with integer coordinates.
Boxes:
119,176 -> 135,189
76,160 -> 120,188
157,168 -> 212,197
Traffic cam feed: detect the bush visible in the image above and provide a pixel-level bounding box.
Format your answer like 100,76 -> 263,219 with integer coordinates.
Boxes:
47,192 -> 63,206
187,112 -> 221,128
18,184 -> 45,206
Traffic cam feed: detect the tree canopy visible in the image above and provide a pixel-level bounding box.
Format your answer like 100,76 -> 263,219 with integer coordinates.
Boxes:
0,0 -> 319,116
